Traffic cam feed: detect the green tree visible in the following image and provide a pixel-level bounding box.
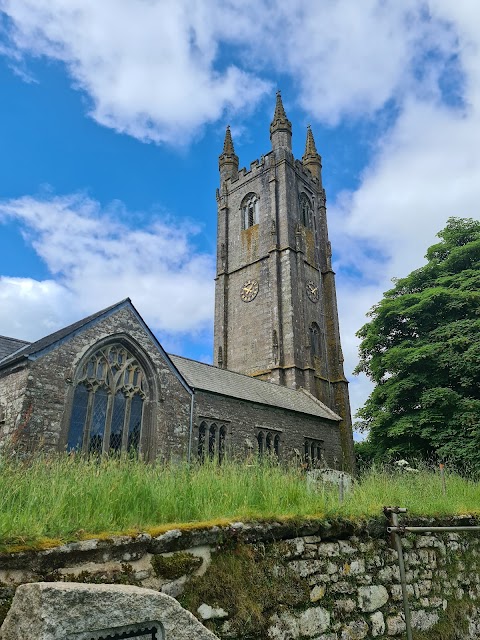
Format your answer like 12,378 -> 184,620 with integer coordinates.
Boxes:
355,217 -> 480,471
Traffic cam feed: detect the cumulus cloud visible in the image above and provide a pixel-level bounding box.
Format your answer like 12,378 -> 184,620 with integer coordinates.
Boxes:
0,194 -> 215,341
0,0 -> 460,141
0,0 -> 271,144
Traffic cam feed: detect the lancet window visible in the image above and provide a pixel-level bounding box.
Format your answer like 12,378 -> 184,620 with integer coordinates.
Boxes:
310,322 -> 321,359
198,421 -> 226,463
67,344 -> 147,454
241,193 -> 259,229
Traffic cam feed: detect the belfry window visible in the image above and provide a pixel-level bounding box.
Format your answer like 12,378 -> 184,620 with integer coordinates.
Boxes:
67,344 -> 147,454
241,193 -> 259,229
300,193 -> 313,228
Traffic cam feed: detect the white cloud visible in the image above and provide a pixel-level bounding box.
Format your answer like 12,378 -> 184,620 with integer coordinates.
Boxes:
0,0 -> 459,141
0,194 -> 215,341
0,0 -> 271,144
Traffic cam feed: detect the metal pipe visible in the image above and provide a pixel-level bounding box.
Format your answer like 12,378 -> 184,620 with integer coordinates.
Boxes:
388,526 -> 480,534
187,389 -> 195,463
391,511 -> 414,640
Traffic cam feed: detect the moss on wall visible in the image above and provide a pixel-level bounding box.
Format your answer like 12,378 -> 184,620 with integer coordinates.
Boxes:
180,544 -> 309,638
151,552 -> 202,580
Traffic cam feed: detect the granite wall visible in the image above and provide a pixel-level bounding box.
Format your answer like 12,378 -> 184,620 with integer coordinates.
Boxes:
1,517 -> 480,639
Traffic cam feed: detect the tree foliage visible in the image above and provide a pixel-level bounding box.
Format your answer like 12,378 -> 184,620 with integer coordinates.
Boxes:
355,217 -> 480,471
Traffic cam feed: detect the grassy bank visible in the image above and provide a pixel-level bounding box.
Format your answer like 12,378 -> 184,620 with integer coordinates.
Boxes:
0,455 -> 479,550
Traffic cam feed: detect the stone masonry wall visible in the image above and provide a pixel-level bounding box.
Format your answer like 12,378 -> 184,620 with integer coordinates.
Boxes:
0,364 -> 29,449
0,307 -> 192,459
194,390 -> 343,467
1,517 -> 480,639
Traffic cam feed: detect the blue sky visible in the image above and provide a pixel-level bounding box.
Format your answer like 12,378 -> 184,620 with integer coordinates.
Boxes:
0,1 -> 479,432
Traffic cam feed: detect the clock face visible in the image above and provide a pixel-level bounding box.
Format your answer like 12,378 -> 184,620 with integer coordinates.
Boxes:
241,279 -> 259,302
306,281 -> 319,303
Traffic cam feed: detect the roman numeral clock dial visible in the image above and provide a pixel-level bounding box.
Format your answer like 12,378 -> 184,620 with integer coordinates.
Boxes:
240,279 -> 259,302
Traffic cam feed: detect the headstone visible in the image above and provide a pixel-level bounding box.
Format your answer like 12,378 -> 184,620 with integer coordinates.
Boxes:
306,468 -> 353,494
0,582 -> 220,640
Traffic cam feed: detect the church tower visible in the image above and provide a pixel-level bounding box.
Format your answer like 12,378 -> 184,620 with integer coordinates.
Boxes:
214,94 -> 355,471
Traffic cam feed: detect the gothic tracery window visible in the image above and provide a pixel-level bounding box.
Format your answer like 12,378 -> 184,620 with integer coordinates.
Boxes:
300,193 -> 313,228
67,344 -> 147,454
241,193 -> 259,229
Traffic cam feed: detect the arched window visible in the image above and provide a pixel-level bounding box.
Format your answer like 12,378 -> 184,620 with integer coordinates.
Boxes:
198,422 -> 207,460
67,344 -> 147,454
304,438 -> 324,469
219,426 -> 226,464
299,193 -> 313,228
209,424 -> 217,460
257,431 -> 264,457
241,193 -> 259,229
274,434 -> 280,458
266,432 -> 273,454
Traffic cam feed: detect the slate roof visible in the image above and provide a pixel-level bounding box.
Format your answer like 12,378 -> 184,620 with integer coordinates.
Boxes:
0,299 -> 130,369
0,336 -> 31,361
170,354 -> 341,421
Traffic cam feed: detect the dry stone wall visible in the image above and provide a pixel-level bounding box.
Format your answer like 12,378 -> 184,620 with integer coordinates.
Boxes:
1,517 -> 480,639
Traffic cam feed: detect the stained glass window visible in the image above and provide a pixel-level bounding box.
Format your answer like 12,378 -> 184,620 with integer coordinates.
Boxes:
67,344 -> 147,455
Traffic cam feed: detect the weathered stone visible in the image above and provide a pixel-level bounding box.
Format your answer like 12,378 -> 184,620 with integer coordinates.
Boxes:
386,613 -> 406,636
267,612 -> 299,640
298,607 -> 330,636
197,603 -> 229,620
318,542 -> 340,557
340,619 -> 368,639
0,582 -> 218,640
335,598 -> 356,613
358,585 -> 388,612
370,611 -> 385,637
411,609 -> 439,631
310,584 -> 326,602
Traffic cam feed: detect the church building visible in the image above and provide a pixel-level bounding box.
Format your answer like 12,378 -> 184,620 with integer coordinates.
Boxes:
0,95 -> 355,472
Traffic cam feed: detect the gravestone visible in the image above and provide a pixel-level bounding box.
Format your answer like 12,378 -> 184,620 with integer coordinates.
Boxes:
0,582 -> 220,640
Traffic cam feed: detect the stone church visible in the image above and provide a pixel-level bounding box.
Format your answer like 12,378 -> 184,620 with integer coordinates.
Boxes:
0,94 -> 355,471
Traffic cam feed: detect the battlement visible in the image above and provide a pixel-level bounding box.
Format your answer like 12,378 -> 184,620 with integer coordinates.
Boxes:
227,153 -> 272,186
294,158 -> 320,186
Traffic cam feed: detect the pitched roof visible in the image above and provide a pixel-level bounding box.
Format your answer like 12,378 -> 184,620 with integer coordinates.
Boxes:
170,354 -> 341,421
0,299 -> 131,369
0,335 -> 31,361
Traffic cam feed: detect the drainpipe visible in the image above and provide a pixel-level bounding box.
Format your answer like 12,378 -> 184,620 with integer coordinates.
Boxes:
187,389 -> 195,463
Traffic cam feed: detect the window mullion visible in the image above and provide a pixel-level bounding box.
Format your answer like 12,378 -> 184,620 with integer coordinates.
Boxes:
122,395 -> 133,451
81,390 -> 95,453
102,391 -> 115,454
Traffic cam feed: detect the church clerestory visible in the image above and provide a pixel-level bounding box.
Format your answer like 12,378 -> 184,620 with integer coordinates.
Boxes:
0,95 -> 355,472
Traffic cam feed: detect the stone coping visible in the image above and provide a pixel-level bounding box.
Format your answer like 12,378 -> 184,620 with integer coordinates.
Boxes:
0,515 -> 478,572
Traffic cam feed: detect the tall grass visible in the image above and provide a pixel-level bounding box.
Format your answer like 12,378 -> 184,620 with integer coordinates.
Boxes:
0,455 -> 479,550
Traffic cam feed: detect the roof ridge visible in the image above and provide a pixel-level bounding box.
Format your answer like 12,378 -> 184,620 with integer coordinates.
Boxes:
0,298 -> 132,369
0,335 -> 31,344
